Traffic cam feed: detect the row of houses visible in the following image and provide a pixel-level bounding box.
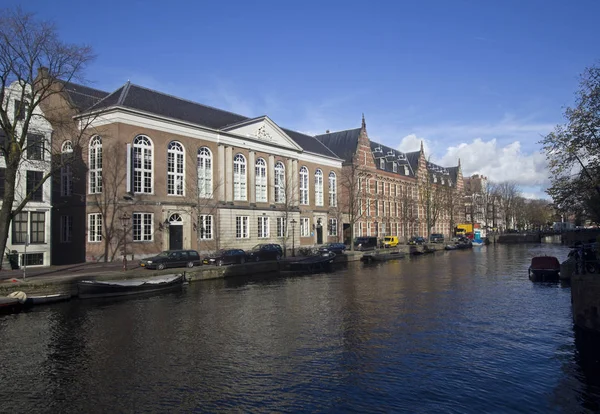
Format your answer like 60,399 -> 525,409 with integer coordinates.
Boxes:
2,69 -> 467,267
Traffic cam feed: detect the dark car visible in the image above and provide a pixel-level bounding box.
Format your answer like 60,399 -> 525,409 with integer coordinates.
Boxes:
247,244 -> 283,261
408,236 -> 426,245
140,249 -> 201,270
354,237 -> 378,251
429,233 -> 445,243
203,249 -> 248,266
319,243 -> 346,255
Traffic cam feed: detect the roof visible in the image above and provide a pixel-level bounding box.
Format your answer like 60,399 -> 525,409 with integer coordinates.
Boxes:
282,128 -> 339,158
315,128 -> 361,163
406,151 -> 421,173
62,82 -> 109,110
369,141 -> 415,177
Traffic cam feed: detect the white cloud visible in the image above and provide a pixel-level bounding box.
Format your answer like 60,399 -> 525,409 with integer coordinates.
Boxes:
396,133 -> 430,154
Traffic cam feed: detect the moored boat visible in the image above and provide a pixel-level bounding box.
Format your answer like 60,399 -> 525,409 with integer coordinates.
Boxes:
528,256 -> 561,282
362,251 -> 406,262
24,293 -> 71,307
77,274 -> 185,299
0,297 -> 22,315
280,253 -> 336,273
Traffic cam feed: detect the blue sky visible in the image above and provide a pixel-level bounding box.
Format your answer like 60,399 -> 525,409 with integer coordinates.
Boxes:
9,0 -> 600,198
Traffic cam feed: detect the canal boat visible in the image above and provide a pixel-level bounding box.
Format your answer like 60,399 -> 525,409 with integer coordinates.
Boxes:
280,253 -> 336,273
0,296 -> 22,315
24,293 -> 71,307
528,256 -> 561,282
361,251 -> 406,262
77,274 -> 185,299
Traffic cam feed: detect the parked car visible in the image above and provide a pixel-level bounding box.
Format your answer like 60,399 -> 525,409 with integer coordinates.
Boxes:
354,237 -> 378,251
203,249 -> 248,266
382,236 -> 399,248
319,243 -> 347,255
140,249 -> 202,270
247,244 -> 283,261
408,236 -> 426,245
429,233 -> 445,243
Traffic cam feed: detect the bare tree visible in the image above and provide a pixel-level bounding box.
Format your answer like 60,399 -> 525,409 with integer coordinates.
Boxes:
271,161 -> 299,257
418,173 -> 445,237
338,160 -> 369,251
0,8 -> 94,268
399,184 -> 418,240
495,181 -> 521,230
441,183 -> 462,238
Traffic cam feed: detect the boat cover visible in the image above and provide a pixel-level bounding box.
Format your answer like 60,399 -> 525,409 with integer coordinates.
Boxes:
530,256 -> 560,270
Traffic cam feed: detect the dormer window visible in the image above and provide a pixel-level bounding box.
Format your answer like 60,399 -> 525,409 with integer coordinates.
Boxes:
441,177 -> 445,185
380,158 -> 385,169
393,162 -> 397,173
449,180 -> 453,187
433,175 -> 438,183
404,165 -> 409,175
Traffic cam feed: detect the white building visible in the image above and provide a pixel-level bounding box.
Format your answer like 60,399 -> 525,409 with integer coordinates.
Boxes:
1,82 -> 53,267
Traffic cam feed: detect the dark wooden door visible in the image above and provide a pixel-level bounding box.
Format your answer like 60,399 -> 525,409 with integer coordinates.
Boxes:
317,226 -> 323,244
169,225 -> 183,250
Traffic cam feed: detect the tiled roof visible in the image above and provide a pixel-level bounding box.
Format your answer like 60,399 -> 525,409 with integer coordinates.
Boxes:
315,128 -> 361,163
62,82 -> 109,110
369,141 -> 415,177
406,151 -> 421,174
282,128 -> 339,158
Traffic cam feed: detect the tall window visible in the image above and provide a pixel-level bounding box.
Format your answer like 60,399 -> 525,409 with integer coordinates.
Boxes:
27,134 -> 44,160
61,140 -> 73,197
133,135 -> 153,194
133,212 -> 153,241
236,216 -> 249,238
315,169 -> 323,206
30,212 -> 45,244
61,215 -> 73,243
276,217 -> 286,237
12,212 -> 28,244
300,217 -> 309,237
328,218 -> 337,237
255,158 -> 267,202
233,154 -> 247,201
167,141 -> 184,196
88,213 -> 102,242
199,215 -> 213,240
299,166 -> 309,205
26,171 -> 43,201
274,162 -> 285,203
328,171 -> 337,207
89,136 -> 102,194
197,147 -> 212,198
258,216 -> 269,238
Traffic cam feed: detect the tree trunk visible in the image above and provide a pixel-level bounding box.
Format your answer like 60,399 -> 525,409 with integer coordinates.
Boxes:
0,156 -> 20,270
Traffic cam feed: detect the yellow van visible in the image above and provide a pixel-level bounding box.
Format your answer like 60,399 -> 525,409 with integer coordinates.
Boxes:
382,236 -> 399,248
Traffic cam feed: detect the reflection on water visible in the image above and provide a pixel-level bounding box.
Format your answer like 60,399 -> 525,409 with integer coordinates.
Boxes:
1,244 -> 599,413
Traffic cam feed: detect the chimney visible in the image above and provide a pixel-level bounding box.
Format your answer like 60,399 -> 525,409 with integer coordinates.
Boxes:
326,129 -> 330,133
37,67 -> 49,79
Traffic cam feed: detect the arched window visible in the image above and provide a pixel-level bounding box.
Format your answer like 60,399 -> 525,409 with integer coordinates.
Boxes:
89,136 -> 102,194
315,169 -> 323,206
299,166 -> 309,205
255,158 -> 267,202
197,147 -> 212,198
274,161 -> 285,203
133,135 -> 153,194
233,154 -> 247,201
329,171 -> 337,207
167,141 -> 184,196
61,140 -> 74,197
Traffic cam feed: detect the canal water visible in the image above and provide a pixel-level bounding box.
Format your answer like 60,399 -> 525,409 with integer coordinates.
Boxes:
1,243 -> 599,413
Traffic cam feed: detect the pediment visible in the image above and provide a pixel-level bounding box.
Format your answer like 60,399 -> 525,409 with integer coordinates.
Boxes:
221,116 -> 303,151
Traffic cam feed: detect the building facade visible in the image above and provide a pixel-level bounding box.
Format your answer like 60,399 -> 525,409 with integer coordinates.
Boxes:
1,82 -> 53,267
45,79 -> 343,263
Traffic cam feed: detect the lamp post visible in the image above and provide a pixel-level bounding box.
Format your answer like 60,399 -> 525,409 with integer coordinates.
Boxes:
121,213 -> 131,271
290,219 -> 297,257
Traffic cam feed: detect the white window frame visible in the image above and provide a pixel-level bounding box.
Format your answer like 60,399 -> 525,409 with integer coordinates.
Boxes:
255,158 -> 267,202
328,171 -> 337,207
88,136 -> 102,194
299,166 -> 309,205
167,141 -> 185,196
404,165 -> 409,175
197,147 -> 213,198
61,141 -> 73,197
393,162 -> 397,173
133,135 -> 153,194
258,216 -> 269,238
276,217 -> 286,237
314,169 -> 323,206
236,216 -> 249,238
380,158 -> 385,169
300,217 -> 309,237
274,162 -> 285,203
60,215 -> 73,243
88,213 -> 102,242
328,218 -> 337,236
199,214 -> 213,240
132,212 -> 153,242
233,154 -> 247,201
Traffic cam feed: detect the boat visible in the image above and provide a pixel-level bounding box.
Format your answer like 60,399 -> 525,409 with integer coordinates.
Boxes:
528,256 -> 561,282
444,244 -> 458,250
362,251 -> 406,262
77,274 -> 186,299
0,296 -> 22,315
280,253 -> 336,273
24,293 -> 71,307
